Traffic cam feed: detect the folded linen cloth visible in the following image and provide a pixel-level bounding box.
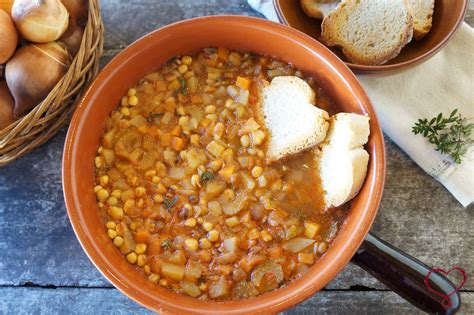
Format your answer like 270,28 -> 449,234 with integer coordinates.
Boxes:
247,0 -> 474,207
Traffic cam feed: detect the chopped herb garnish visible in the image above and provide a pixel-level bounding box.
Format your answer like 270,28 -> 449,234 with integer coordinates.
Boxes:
163,195 -> 179,209
412,109 -> 473,164
200,171 -> 215,183
147,112 -> 164,123
161,239 -> 170,250
181,78 -> 187,96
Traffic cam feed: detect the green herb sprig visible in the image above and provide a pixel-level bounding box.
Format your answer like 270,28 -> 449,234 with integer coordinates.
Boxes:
200,171 -> 215,183
161,239 -> 170,250
147,112 -> 164,123
180,78 -> 187,96
412,109 -> 473,164
163,195 -> 179,209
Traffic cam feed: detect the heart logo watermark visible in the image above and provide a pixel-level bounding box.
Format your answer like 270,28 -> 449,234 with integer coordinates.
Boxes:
424,267 -> 467,310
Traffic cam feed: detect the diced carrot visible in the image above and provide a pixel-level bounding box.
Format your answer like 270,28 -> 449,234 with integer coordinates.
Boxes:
148,237 -> 163,255
267,246 -> 282,259
171,136 -> 186,151
135,228 -> 150,243
198,250 -> 212,263
217,47 -> 229,62
146,125 -> 160,137
141,206 -> 153,218
161,133 -> 172,146
177,93 -> 187,103
190,95 -> 203,104
236,76 -> 251,90
171,125 -> 182,136
150,256 -> 163,274
203,58 -> 217,67
168,79 -> 180,90
215,264 -> 232,276
163,97 -> 176,112
155,80 -> 167,91
137,124 -> 149,134
239,258 -> 252,273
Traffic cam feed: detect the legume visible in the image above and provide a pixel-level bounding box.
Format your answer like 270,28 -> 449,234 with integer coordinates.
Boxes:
94,48 -> 346,300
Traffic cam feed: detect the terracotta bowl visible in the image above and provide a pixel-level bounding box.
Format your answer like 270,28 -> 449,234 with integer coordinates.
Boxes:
63,16 -> 385,314
274,0 -> 468,73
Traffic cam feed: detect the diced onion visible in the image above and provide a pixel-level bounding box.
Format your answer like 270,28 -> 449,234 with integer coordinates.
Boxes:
282,238 -> 315,253
180,280 -> 201,297
169,167 -> 186,180
209,276 -> 228,298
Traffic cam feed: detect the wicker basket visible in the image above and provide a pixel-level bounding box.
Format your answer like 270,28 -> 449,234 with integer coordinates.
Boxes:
0,0 -> 104,166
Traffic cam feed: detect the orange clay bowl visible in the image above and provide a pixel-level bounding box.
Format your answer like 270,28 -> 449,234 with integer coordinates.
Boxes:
274,0 -> 468,73
62,16 -> 385,314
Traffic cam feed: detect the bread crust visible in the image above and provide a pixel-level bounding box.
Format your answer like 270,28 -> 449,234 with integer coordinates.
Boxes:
321,0 -> 414,65
259,76 -> 329,162
317,113 -> 370,208
407,0 -> 435,40
301,0 -> 340,19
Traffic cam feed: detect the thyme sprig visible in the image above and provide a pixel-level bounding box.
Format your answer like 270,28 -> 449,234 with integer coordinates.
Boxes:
161,239 -> 170,250
146,112 -> 164,123
412,109 -> 473,164
163,195 -> 179,210
180,78 -> 187,96
200,171 -> 215,183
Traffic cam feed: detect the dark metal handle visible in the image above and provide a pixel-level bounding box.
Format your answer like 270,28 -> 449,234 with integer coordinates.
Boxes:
351,232 -> 461,314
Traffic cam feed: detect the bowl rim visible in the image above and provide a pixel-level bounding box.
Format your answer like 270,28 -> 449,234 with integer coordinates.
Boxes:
62,15 -> 386,314
273,0 -> 469,73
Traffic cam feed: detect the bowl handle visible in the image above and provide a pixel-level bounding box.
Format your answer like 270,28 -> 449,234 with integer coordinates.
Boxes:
351,232 -> 461,314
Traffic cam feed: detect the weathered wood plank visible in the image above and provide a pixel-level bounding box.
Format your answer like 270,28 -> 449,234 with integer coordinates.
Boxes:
0,1 -> 472,314
1,132 -> 472,291
100,0 -> 261,50
2,287 -> 472,314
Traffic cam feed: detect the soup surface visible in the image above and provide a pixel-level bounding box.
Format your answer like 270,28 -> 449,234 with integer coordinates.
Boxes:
94,48 -> 346,300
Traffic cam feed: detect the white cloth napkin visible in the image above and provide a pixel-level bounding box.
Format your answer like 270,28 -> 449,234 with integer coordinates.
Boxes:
248,0 -> 474,207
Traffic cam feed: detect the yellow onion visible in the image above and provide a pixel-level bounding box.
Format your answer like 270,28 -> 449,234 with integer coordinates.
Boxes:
0,0 -> 14,16
60,20 -> 84,57
0,9 -> 18,63
0,80 -> 14,129
5,42 -> 70,118
12,0 -> 69,43
61,0 -> 88,27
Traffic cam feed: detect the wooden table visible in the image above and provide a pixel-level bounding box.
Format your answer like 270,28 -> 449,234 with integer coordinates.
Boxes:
1,1 -> 473,314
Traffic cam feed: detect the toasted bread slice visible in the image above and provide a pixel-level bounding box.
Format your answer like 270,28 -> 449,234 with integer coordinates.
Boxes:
321,0 -> 414,65
407,0 -> 434,40
317,113 -> 370,208
260,76 -> 329,161
301,0 -> 340,19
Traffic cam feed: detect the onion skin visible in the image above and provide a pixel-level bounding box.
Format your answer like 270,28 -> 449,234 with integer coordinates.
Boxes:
5,42 -> 70,118
0,0 -> 14,16
0,9 -> 18,63
61,0 -> 88,27
0,80 -> 14,129
12,0 -> 69,43
60,20 -> 84,57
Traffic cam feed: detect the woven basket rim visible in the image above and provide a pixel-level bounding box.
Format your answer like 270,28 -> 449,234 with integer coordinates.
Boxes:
0,0 -> 104,166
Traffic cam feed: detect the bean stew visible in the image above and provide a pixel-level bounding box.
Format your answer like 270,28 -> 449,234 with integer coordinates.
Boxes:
93,48 -> 346,300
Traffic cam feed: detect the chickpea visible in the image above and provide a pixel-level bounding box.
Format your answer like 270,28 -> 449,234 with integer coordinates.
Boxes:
240,135 -> 250,147
251,166 -> 263,178
181,56 -> 192,65
178,64 -> 188,74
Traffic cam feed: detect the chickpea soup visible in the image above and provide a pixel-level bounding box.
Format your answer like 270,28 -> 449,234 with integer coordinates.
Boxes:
93,48 -> 346,300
